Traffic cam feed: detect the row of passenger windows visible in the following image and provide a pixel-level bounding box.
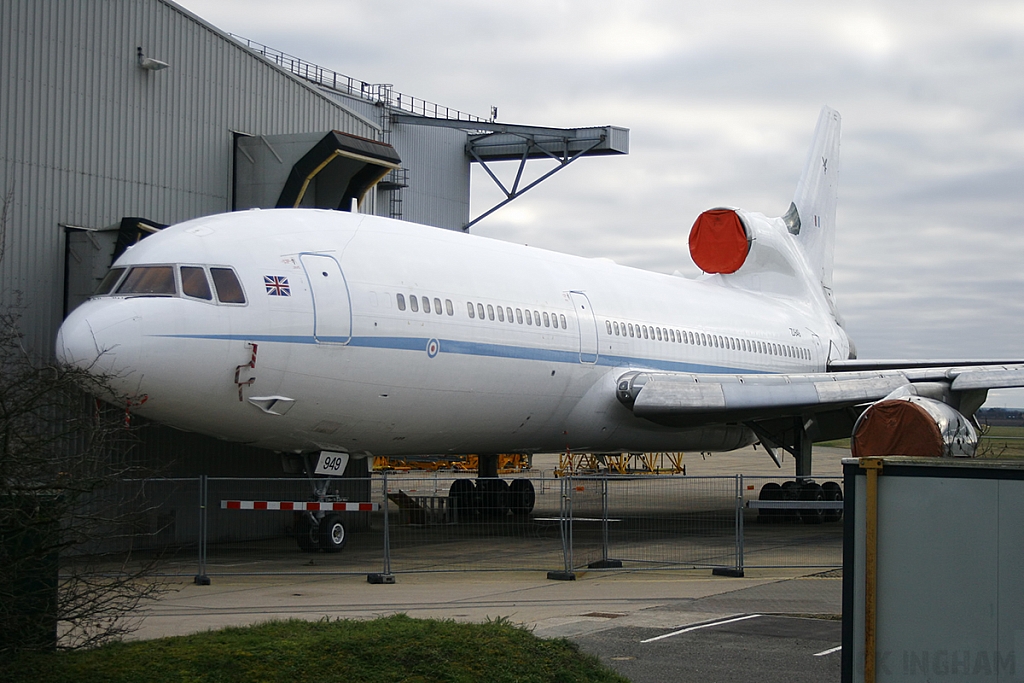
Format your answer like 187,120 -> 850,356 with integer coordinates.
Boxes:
605,319 -> 810,360
468,301 -> 568,329
396,293 -> 455,316
95,265 -> 246,304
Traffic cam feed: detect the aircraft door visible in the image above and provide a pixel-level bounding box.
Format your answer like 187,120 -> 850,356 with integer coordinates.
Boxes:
300,254 -> 352,344
569,291 -> 599,364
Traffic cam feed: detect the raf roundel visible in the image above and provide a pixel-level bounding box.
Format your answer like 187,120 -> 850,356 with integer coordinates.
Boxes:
426,338 -> 439,358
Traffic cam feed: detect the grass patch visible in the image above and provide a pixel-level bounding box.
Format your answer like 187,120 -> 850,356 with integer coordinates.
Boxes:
3,614 -> 629,683
977,425 -> 1024,459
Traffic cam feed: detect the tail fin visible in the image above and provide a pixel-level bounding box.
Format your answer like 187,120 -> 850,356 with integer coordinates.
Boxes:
784,106 -> 841,305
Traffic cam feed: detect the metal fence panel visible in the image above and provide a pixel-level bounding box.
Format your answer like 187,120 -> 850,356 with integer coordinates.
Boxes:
381,472 -> 564,573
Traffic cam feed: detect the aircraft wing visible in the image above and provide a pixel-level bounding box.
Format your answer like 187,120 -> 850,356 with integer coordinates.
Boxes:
615,363 -> 1024,429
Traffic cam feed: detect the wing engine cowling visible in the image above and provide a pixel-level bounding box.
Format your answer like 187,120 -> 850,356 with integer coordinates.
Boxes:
851,392 -> 978,458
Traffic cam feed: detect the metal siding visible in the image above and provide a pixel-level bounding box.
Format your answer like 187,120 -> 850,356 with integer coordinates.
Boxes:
0,0 -> 376,353
390,123 -> 471,230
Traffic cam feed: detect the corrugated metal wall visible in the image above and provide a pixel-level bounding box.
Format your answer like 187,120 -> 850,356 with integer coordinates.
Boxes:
390,123 -> 471,230
0,0 -> 377,354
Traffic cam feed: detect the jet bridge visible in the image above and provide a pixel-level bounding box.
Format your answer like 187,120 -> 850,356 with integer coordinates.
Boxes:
392,115 -> 629,231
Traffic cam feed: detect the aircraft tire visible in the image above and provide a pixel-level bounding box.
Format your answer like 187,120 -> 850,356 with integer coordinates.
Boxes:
799,482 -> 825,524
476,478 -> 511,518
295,514 -> 319,552
758,482 -> 782,522
449,479 -> 476,522
509,478 -> 536,516
781,480 -> 802,521
320,513 -> 347,553
822,481 -> 843,522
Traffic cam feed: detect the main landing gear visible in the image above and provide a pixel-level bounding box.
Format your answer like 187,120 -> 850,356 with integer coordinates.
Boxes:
756,480 -> 843,524
448,454 -> 536,521
448,478 -> 537,520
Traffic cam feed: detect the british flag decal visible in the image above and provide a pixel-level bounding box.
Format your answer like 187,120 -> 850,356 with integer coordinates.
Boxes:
264,275 -> 290,296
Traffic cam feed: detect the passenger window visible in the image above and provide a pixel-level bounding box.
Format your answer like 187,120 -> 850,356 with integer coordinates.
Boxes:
534,310 -> 540,326
210,268 -> 245,303
613,322 -> 620,335
467,302 -> 475,318
434,297 -> 442,315
477,303 -> 485,319
507,307 -> 514,323
118,265 -> 176,296
497,306 -> 505,322
410,295 -> 419,312
422,296 -> 430,313
560,314 -> 566,329
543,312 -> 550,327
398,293 -> 406,311
669,329 -> 675,342
181,266 -> 212,300
446,299 -> 454,316
525,309 -> 533,325
606,320 -> 613,334
517,309 -> 523,324
95,267 -> 126,295
487,304 -> 495,321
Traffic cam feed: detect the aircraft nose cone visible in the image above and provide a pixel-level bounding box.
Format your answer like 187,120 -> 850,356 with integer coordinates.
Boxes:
55,300 -> 141,380
56,305 -> 100,369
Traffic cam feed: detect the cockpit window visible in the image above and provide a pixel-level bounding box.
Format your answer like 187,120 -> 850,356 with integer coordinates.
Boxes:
180,266 -> 213,300
210,267 -> 246,304
117,266 -> 176,296
95,267 -> 126,295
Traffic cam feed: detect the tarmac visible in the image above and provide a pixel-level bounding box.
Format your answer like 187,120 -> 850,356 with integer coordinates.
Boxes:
131,567 -> 843,681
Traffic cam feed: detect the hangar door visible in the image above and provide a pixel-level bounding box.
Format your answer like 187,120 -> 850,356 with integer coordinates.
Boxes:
301,254 -> 351,344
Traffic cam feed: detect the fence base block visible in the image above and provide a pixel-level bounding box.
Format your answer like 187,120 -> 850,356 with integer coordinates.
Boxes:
547,571 -> 577,581
367,573 -> 396,584
588,559 -> 623,569
194,574 -> 211,586
712,567 -> 745,578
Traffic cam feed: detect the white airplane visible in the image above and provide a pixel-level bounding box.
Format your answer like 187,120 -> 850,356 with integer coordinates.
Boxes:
57,107 -> 1024,548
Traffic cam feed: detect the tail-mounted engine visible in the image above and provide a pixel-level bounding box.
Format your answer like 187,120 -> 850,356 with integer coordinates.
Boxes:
852,393 -> 978,458
689,208 -> 751,274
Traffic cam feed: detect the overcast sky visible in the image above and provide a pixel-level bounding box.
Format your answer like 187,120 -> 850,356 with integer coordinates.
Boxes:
179,0 -> 1024,406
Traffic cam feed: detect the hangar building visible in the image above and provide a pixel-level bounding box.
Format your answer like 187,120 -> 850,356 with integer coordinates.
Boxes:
0,0 -> 627,476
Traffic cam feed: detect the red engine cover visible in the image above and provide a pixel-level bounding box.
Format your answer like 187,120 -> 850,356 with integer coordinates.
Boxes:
688,209 -> 750,274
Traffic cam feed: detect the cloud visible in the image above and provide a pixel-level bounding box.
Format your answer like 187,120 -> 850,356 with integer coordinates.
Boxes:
177,0 -> 1024,397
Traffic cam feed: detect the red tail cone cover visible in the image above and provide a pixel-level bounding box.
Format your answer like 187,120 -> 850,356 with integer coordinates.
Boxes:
689,209 -> 750,274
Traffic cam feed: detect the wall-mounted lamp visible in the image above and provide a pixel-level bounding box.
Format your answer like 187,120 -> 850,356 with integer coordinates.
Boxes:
137,47 -> 169,71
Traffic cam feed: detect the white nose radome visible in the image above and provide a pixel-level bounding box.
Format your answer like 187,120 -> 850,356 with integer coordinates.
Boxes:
55,299 -> 141,381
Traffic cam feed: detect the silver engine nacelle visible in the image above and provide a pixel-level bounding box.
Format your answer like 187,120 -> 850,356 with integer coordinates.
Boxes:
852,391 -> 978,458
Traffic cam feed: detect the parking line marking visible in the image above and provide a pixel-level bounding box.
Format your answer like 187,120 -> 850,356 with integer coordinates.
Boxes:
641,614 -> 762,643
813,645 -> 842,657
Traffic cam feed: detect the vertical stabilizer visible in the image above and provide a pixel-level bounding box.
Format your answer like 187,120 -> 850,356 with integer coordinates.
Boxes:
785,106 -> 841,305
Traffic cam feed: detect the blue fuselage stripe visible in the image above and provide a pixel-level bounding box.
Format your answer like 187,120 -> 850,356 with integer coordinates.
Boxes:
152,333 -> 766,375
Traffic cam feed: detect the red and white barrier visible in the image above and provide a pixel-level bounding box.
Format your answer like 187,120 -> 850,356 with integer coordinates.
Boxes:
220,500 -> 378,511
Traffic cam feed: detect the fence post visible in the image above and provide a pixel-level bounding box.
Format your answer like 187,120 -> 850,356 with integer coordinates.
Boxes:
194,475 -> 210,585
589,475 -> 622,569
367,470 -> 395,584
547,475 -> 576,580
713,474 -> 745,577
